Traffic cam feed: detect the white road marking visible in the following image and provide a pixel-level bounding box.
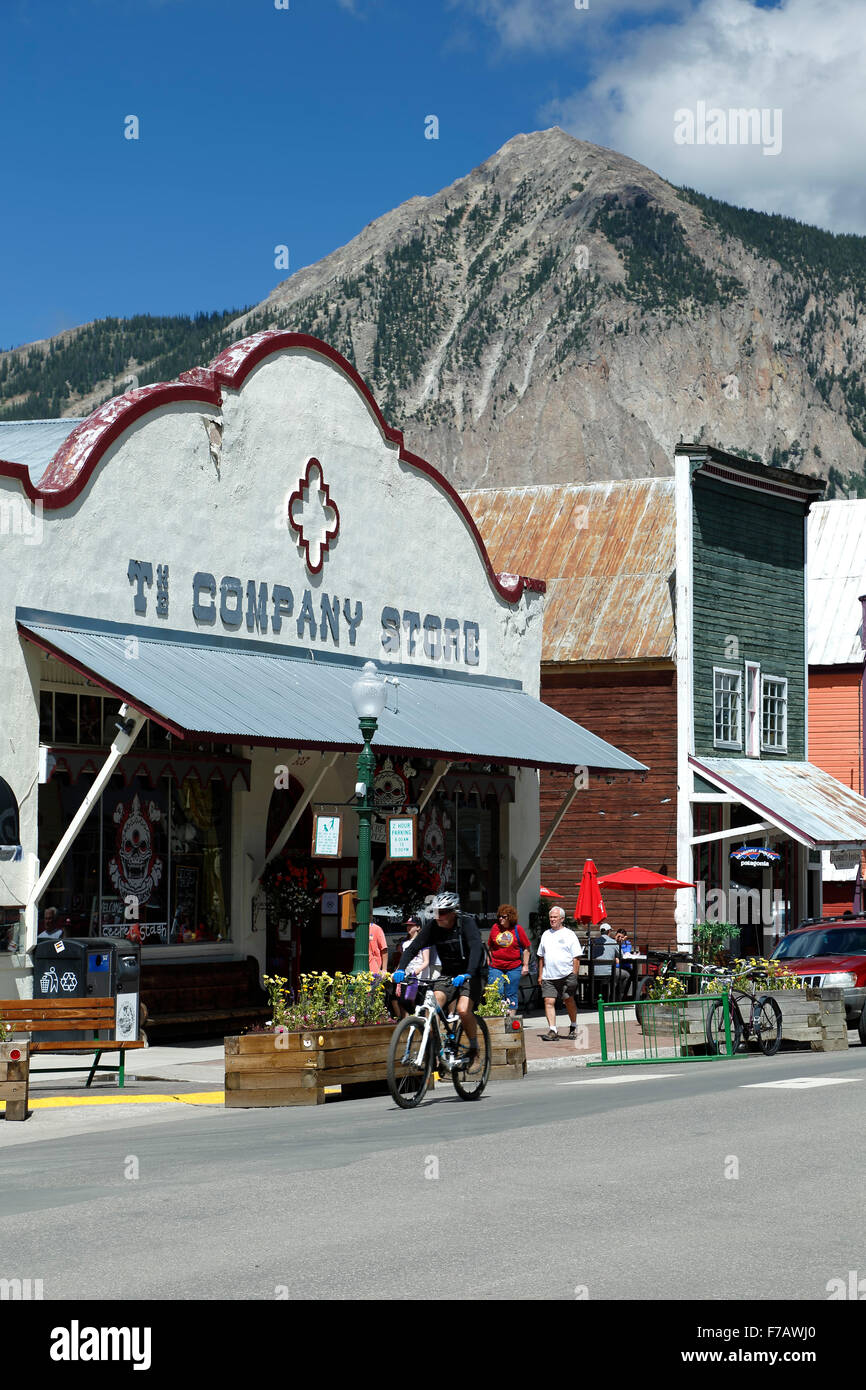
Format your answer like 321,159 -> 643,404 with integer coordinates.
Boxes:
741,1078 -> 859,1089
560,1073 -> 680,1084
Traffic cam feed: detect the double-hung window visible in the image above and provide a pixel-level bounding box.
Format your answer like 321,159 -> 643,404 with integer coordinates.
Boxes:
713,667 -> 742,749
761,677 -> 788,752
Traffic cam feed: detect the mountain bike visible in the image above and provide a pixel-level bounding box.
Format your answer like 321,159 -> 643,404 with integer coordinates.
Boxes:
703,965 -> 783,1056
386,984 -> 491,1109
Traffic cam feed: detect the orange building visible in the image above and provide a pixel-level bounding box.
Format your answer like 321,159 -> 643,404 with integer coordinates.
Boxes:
807,501 -> 866,912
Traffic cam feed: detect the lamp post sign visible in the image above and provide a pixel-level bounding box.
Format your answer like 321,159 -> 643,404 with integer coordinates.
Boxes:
312,814 -> 342,858
387,815 -> 417,862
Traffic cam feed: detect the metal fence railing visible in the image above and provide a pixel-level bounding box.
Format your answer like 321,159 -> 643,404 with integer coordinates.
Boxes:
589,992 -> 738,1067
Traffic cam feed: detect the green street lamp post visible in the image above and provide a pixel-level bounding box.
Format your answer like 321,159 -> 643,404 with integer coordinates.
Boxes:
351,661 -> 387,975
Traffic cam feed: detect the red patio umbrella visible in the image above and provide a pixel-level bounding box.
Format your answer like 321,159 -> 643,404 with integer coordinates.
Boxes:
596,865 -> 696,937
539,885 -> 563,899
574,859 -> 607,925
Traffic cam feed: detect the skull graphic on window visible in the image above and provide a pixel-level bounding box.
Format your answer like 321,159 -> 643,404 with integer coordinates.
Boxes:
108,794 -> 162,904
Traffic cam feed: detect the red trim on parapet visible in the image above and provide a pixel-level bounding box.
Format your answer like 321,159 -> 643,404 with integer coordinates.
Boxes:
0,331 -> 545,605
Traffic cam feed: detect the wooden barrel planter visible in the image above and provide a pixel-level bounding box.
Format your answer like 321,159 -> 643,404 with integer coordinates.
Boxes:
1,1040 -> 30,1121
486,1016 -> 527,1080
225,1024 -> 402,1107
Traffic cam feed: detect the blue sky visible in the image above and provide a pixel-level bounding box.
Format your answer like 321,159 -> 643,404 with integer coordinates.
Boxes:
1,0 -> 862,350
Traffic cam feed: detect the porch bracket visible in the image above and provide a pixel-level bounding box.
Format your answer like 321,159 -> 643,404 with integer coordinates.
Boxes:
417,760 -> 453,815
690,821 -> 773,847
23,705 -> 146,952
513,777 -> 582,896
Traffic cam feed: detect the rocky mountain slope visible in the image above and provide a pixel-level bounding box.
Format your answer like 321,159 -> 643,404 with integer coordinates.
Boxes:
3,128 -> 865,494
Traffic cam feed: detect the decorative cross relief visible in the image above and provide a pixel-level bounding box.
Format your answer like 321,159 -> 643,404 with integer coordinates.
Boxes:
288,457 -> 340,574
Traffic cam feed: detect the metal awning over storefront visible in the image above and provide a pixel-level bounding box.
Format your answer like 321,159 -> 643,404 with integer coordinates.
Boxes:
691,756 -> 866,848
19,610 -> 647,774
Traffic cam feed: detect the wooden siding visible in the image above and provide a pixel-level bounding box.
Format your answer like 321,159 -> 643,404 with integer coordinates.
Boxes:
808,670 -> 862,792
539,669 -> 679,949
692,475 -> 806,759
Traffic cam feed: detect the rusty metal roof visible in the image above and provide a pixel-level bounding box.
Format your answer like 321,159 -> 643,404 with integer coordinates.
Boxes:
462,480 -> 676,664
807,500 -> 866,666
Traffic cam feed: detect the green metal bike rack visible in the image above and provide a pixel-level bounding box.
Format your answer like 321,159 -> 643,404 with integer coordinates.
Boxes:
589,990 -> 738,1067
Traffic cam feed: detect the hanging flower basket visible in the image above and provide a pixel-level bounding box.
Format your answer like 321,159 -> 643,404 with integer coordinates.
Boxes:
258,855 -> 325,931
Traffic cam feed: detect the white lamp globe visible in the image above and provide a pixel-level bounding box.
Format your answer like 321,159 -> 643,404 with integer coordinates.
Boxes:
351,661 -> 387,719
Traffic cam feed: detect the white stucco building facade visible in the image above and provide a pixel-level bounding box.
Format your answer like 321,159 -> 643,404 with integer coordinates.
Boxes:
0,333 -> 642,1005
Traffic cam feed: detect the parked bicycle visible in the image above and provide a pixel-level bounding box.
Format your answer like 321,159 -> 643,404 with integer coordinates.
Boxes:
702,964 -> 783,1056
386,983 -> 491,1108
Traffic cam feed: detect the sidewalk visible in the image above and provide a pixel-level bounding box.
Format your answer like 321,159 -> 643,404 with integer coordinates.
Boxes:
521,1005 -> 645,1070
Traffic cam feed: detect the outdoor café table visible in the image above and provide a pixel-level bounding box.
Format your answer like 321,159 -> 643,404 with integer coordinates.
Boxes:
618,953 -> 647,1001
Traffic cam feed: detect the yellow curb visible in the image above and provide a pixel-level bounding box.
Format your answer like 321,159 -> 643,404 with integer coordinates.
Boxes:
1,1092 -> 224,1110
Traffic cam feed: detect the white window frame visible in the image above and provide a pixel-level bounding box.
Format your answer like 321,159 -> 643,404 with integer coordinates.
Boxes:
713,666 -> 742,750
745,661 -> 761,758
761,675 -> 788,753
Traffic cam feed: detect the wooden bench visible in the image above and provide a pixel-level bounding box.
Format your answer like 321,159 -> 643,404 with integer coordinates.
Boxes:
0,1040 -> 30,1120
0,998 -> 144,1087
140,955 -> 270,1041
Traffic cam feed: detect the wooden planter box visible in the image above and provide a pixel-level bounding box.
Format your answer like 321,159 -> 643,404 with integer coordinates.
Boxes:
226,1014 -> 529,1107
486,1016 -> 527,1080
225,1024 -> 401,1107
639,987 -> 847,1053
1,1040 -> 30,1121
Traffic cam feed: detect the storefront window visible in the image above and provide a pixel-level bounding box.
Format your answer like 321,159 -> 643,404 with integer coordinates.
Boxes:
54,691 -> 78,744
420,792 -> 500,916
100,776 -> 169,943
169,779 -> 230,943
37,768 -> 232,946
37,771 -> 100,935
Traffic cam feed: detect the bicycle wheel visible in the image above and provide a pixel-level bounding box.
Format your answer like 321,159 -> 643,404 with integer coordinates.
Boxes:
451,1015 -> 490,1101
754,995 -> 783,1056
705,999 -> 743,1055
387,1015 -> 433,1108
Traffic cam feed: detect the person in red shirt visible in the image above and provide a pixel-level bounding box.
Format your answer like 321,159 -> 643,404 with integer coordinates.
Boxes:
368,919 -> 389,975
487,903 -> 531,1013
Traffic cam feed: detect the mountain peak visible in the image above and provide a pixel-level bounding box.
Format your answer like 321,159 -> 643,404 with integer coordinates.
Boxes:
2,130 -> 864,498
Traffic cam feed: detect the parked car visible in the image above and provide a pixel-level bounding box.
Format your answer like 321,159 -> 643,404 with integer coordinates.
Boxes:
770,916 -> 866,1043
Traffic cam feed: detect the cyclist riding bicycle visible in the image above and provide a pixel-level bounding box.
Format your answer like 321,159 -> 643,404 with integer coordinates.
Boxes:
392,891 -> 484,1065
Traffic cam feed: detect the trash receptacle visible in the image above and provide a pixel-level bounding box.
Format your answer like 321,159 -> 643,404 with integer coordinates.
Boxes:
114,944 -> 141,1044
31,936 -> 138,1041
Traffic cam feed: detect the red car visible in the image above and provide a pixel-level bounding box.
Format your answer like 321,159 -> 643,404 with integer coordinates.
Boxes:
771,917 -> 866,1043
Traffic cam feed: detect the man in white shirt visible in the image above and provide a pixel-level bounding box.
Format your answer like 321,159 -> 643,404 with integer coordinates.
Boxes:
537,905 -> 583,1040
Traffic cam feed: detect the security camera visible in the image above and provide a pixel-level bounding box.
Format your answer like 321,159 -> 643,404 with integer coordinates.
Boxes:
355,781 -> 367,799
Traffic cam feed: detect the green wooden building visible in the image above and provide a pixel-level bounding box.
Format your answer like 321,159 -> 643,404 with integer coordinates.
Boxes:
675,445 -> 866,952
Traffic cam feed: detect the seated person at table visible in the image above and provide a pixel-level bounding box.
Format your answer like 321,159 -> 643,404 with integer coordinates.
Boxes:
614,928 -> 635,997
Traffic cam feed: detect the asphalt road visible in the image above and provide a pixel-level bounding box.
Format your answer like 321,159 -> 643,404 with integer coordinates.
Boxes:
2,1046 -> 865,1301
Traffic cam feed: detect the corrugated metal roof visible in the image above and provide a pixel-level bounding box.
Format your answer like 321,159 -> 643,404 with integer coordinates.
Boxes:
18,610 -> 647,774
692,756 -> 866,847
0,419 -> 84,483
462,480 -> 676,663
807,500 -> 866,665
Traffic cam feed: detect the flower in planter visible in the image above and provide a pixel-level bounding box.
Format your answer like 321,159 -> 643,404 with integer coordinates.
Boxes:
477,981 -> 509,1018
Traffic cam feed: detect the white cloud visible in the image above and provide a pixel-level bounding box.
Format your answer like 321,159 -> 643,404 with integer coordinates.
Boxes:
459,0 -> 866,233
453,0 -> 692,54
